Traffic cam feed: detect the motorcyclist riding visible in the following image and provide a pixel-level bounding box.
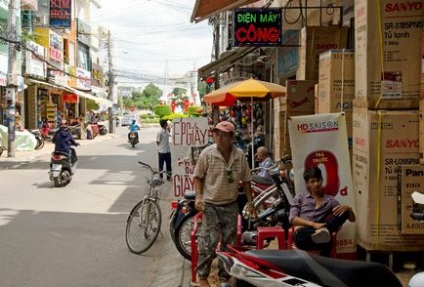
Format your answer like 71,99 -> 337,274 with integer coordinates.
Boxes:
52,120 -> 79,163
128,119 -> 140,142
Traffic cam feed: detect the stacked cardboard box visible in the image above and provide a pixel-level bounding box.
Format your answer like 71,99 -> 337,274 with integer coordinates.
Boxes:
297,26 -> 348,81
317,50 -> 355,144
352,0 -> 424,251
354,0 -> 424,109
273,80 -> 315,159
352,108 -> 424,250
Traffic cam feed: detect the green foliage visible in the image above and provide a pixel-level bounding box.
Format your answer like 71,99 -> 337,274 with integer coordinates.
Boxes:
198,81 -> 206,99
163,113 -> 188,120
188,106 -> 202,117
172,87 -> 187,98
154,105 -> 172,117
86,99 -> 99,110
123,83 -> 162,109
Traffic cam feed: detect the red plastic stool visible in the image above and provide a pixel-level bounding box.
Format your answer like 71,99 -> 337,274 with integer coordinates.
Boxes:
256,226 -> 286,250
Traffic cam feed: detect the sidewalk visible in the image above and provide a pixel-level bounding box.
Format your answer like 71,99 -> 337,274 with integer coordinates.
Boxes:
0,133 -> 119,170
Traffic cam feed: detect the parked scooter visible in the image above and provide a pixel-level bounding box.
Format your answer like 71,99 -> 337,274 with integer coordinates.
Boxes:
29,129 -> 45,150
49,147 -> 78,187
217,246 -> 402,287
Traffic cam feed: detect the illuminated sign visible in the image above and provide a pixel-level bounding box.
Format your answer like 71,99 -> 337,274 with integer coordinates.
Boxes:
50,0 -> 72,28
234,9 -> 282,47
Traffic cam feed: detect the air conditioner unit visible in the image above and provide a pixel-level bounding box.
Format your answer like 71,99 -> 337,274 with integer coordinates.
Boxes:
35,15 -> 49,27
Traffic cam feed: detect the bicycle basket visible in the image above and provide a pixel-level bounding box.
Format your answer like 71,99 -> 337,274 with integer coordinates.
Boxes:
147,175 -> 164,187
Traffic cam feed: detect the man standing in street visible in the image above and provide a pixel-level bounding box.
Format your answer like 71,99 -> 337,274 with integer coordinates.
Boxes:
193,121 -> 256,287
156,119 -> 172,181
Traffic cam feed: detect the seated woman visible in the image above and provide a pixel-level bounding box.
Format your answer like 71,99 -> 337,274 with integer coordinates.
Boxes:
289,166 -> 355,257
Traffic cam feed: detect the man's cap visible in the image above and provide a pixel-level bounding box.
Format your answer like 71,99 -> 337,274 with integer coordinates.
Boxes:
212,121 -> 235,133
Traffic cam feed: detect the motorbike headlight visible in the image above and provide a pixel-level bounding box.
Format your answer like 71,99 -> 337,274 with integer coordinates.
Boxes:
232,263 -> 265,278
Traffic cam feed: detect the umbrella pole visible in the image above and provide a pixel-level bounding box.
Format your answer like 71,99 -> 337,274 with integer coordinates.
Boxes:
251,97 -> 254,169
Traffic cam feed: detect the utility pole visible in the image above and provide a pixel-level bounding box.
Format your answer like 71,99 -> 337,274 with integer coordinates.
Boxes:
6,0 -> 19,157
107,30 -> 114,133
212,15 -> 220,125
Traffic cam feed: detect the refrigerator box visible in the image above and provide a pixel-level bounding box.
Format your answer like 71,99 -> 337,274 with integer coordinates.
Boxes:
297,26 -> 348,81
354,0 -> 424,109
352,107 -> 424,250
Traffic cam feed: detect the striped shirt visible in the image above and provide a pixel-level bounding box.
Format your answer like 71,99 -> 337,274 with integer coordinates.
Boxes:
194,144 -> 251,205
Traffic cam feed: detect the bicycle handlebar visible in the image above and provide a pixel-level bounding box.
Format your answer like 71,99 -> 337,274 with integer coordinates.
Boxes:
138,161 -> 168,175
251,156 -> 292,173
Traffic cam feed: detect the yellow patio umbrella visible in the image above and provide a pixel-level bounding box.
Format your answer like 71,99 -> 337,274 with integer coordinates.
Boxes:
203,78 -> 286,167
203,78 -> 286,106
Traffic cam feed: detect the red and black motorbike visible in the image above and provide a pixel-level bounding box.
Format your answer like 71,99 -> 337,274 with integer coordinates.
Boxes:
217,245 -> 402,287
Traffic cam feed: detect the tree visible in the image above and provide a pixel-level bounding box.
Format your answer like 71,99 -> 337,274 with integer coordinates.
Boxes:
124,84 -> 163,110
172,87 -> 187,98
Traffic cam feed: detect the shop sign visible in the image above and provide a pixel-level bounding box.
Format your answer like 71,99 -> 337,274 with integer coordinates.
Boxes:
77,67 -> 91,90
50,0 -> 71,28
91,63 -> 103,87
25,41 -> 47,78
0,5 -> 8,54
288,113 -> 356,254
49,31 -> 63,64
171,117 -> 209,197
277,30 -> 299,78
63,93 -> 78,103
77,18 -> 91,46
234,8 -> 282,47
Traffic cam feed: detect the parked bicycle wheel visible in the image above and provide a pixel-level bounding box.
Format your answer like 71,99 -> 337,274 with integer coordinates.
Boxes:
174,212 -> 197,260
126,198 -> 162,254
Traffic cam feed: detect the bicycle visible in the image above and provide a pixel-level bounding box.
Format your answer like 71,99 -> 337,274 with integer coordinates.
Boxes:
125,161 -> 166,254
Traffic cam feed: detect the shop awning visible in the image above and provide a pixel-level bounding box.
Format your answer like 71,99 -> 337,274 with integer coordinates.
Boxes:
27,79 -> 113,107
198,47 -> 258,79
191,0 -> 260,23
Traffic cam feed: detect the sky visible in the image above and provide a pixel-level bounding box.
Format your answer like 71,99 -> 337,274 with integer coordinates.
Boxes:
91,0 -> 213,92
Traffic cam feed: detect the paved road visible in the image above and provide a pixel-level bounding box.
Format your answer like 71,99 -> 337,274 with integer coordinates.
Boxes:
0,127 -> 190,287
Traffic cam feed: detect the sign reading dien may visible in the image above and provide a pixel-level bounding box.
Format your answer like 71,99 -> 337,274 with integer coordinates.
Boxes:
234,8 -> 282,46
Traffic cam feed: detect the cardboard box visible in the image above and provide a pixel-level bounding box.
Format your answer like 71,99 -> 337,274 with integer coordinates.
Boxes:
354,0 -> 424,109
318,50 -> 355,141
297,26 -> 349,81
399,165 -> 424,234
273,80 -> 316,156
420,99 -> 424,164
352,108 -> 424,250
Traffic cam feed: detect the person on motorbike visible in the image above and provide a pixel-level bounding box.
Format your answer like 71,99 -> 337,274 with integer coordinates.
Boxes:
128,119 -> 140,142
253,146 -> 274,179
52,120 -> 79,163
289,166 -> 355,257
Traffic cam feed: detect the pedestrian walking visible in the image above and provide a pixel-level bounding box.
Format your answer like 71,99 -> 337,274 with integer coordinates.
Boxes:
193,120 -> 256,287
156,119 -> 172,181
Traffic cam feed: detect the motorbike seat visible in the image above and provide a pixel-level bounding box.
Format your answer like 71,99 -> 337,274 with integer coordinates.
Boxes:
184,191 -> 196,200
53,151 -> 69,157
245,249 -> 402,287
251,176 -> 274,186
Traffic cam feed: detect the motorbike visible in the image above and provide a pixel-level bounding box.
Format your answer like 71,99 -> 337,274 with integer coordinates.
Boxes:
169,157 -> 295,260
129,131 -> 139,147
217,245 -> 402,287
49,147 -> 78,187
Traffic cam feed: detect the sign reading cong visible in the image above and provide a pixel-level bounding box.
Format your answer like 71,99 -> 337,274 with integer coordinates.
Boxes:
234,8 -> 282,47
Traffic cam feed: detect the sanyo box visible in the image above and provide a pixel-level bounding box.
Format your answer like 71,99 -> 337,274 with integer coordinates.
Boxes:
400,165 -> 424,235
352,108 -> 424,250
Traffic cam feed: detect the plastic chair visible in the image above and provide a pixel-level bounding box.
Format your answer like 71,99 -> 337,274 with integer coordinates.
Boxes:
256,226 -> 286,250
287,226 -> 338,258
191,212 -> 242,284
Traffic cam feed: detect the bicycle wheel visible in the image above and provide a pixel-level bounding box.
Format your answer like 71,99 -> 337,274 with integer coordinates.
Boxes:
125,198 -> 162,254
174,212 -> 197,260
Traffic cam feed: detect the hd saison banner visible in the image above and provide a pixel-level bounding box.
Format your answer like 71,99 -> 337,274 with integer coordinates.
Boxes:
171,117 -> 209,197
288,112 -> 356,254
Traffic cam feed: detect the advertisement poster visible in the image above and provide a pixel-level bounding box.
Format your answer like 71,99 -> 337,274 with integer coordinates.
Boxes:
288,112 -> 356,253
171,117 -> 209,197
